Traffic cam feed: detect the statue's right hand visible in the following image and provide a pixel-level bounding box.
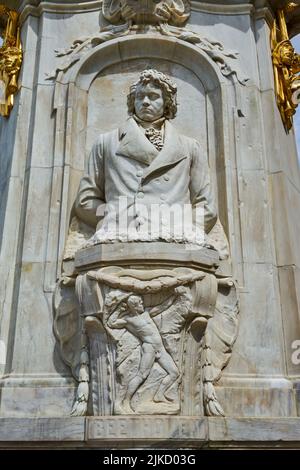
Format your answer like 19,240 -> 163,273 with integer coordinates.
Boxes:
121,4 -> 136,21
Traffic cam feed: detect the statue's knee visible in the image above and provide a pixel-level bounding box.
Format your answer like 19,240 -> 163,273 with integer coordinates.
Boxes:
134,371 -> 148,381
171,368 -> 179,380
141,371 -> 149,380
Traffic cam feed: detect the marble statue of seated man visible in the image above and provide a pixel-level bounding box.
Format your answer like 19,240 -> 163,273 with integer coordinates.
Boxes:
73,68 -> 225,253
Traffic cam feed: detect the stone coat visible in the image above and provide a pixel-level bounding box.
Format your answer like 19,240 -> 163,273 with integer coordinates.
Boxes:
75,117 -> 217,240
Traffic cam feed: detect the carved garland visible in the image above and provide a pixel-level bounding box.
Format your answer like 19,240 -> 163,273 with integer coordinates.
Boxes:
271,2 -> 300,132
0,5 -> 22,117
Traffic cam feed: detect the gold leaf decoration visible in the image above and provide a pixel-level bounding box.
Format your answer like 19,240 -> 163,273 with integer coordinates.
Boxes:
271,6 -> 300,131
0,6 -> 22,117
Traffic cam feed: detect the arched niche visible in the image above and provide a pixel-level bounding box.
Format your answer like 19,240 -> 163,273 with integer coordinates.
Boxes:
45,35 -> 239,290
86,60 -> 208,156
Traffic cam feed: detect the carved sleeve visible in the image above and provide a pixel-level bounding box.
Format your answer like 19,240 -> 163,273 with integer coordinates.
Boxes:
189,140 -> 217,234
75,137 -> 105,228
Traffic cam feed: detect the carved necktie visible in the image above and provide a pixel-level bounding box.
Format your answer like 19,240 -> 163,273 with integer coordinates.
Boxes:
144,127 -> 164,151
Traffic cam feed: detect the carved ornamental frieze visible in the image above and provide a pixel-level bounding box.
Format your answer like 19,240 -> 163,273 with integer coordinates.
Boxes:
102,0 -> 191,27
47,0 -> 248,86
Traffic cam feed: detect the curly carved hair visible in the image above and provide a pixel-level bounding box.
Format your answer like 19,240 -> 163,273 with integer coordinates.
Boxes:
127,69 -> 178,120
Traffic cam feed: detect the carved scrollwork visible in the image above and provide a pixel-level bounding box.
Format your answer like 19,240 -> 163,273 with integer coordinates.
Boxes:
0,5 -> 22,117
46,1 -> 248,86
102,0 -> 191,27
271,3 -> 300,132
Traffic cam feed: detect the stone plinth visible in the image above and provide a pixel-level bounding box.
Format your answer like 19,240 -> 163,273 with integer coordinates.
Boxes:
0,0 -> 300,448
74,242 -> 220,272
1,417 -> 300,449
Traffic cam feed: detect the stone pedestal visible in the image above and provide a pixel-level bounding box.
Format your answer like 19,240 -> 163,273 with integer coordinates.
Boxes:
69,242 -> 231,417
1,417 -> 300,449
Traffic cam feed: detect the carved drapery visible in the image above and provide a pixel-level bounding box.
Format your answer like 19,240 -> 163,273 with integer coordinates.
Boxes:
0,5 -> 22,117
271,2 -> 300,131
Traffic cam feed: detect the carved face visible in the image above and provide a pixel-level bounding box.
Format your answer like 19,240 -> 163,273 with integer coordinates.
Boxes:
127,295 -> 144,315
0,47 -> 21,75
280,43 -> 295,66
134,82 -> 165,122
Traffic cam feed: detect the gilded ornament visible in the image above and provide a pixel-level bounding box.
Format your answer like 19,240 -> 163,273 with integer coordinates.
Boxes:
271,5 -> 300,131
0,6 -> 22,117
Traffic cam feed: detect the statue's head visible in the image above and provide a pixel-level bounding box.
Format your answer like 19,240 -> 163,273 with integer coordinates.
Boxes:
127,294 -> 144,315
0,46 -> 22,75
273,40 -> 295,67
127,69 -> 178,122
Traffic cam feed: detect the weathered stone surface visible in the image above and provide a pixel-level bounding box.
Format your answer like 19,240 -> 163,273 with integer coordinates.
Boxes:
0,0 -> 300,448
226,262 -> 284,377
213,380 -> 296,418
270,172 -> 300,268
208,417 -> 300,444
1,417 -> 300,448
278,266 -> 300,377
0,384 -> 76,417
0,417 -> 85,442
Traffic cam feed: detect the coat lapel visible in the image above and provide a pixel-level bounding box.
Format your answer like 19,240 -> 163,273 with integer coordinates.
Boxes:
116,118 -> 187,179
142,120 -> 187,181
116,118 -> 158,165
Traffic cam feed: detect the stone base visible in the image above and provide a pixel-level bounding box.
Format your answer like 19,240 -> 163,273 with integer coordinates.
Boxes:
74,242 -> 220,273
0,378 -> 76,417
1,417 -> 300,449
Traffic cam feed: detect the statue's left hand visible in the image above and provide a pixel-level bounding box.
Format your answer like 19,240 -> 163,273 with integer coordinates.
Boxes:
155,2 -> 172,21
